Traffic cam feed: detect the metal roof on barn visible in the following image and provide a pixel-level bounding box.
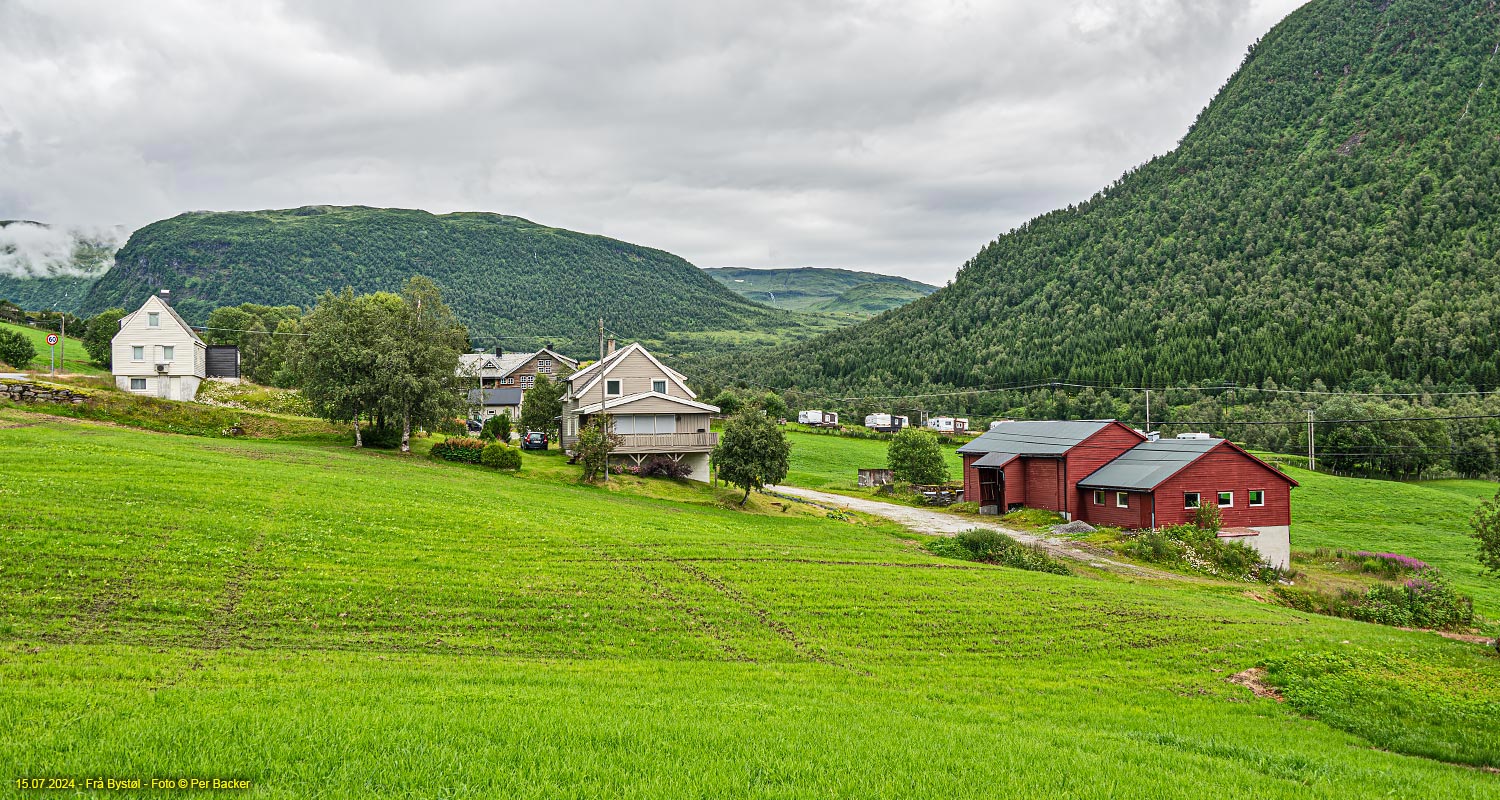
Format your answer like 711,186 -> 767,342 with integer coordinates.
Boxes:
1075,437 -> 1223,491
957,420 -> 1117,456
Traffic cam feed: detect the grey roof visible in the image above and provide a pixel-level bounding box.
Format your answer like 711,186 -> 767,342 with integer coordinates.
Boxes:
1076,438 -> 1223,491
957,420 -> 1119,456
467,388 -> 524,407
971,451 -> 1018,468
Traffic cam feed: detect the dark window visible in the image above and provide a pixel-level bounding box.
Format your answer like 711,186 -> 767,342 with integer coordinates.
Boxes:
1115,492 -> 1129,508
1184,492 -> 1200,509
1093,490 -> 1104,505
1249,490 -> 1265,507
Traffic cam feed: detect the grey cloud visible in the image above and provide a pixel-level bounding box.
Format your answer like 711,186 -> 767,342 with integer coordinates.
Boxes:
0,0 -> 1306,284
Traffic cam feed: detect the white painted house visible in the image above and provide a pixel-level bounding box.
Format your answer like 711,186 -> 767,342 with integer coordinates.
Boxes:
112,291 -> 207,401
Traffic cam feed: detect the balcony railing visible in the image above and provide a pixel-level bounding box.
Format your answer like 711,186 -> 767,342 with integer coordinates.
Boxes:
562,432 -> 717,452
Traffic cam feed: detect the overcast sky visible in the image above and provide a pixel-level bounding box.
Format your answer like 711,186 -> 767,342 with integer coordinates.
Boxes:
0,0 -> 1306,284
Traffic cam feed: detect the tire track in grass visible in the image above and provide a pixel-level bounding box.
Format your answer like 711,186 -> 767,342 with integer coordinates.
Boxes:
201,529 -> 268,650
57,528 -> 175,646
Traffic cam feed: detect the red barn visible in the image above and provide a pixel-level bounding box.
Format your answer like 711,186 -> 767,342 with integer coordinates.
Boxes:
959,421 -> 1298,568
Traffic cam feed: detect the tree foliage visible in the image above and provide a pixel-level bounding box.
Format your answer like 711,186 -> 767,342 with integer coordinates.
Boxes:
1473,489 -> 1500,577
887,427 -> 948,485
576,414 -> 622,482
712,408 -> 792,504
0,328 -> 35,368
203,303 -> 303,385
520,373 -> 564,440
482,413 -> 512,443
81,308 -> 126,368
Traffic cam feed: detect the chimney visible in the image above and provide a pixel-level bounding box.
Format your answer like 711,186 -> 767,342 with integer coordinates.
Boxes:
494,346 -> 503,357
606,338 -> 616,356
158,289 -> 172,305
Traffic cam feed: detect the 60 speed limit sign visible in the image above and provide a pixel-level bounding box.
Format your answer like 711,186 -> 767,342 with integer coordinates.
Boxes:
46,334 -> 59,346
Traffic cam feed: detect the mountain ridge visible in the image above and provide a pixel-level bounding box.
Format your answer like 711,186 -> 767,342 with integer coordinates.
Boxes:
703,266 -> 937,315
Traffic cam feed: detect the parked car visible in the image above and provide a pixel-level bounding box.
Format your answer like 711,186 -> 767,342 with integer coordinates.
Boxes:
521,431 -> 548,450
466,418 -> 484,434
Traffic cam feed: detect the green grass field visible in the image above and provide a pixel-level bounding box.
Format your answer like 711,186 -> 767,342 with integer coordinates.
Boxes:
0,320 -> 108,376
2,407 -> 1499,796
783,428 -> 964,490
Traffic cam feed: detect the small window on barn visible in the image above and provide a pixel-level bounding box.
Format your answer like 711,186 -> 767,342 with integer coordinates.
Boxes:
1093,490 -> 1104,505
1217,491 -> 1234,508
652,379 -> 667,394
132,346 -> 144,361
1116,492 -> 1129,508
130,378 -> 146,391
147,312 -> 160,328
606,379 -> 622,396
1249,489 -> 1265,507
1184,492 -> 1200,510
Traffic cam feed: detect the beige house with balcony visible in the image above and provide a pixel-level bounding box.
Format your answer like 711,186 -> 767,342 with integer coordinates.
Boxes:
111,291 -> 208,401
561,341 -> 719,481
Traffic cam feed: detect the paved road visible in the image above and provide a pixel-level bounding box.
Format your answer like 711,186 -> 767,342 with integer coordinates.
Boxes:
767,484 -> 1183,579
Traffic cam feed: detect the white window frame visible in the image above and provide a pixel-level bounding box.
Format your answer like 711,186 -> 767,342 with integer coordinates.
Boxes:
605,379 -> 622,397
131,346 -> 145,362
652,379 -> 668,394
520,374 -> 535,389
1217,491 -> 1234,508
1093,490 -> 1104,506
160,345 -> 175,362
130,378 -> 147,391
147,312 -> 160,328
1115,491 -> 1129,509
1184,492 -> 1200,510
1249,489 -> 1265,507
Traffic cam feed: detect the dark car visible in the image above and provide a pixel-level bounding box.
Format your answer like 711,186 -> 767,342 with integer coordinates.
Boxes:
521,431 -> 548,450
466,418 -> 484,434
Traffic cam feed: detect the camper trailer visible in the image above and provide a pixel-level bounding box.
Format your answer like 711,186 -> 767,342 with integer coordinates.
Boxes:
863,413 -> 908,433
926,417 -> 969,434
797,410 -> 840,428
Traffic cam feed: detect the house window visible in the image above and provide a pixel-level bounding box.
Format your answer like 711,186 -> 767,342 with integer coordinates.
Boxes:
1249,490 -> 1265,507
130,378 -> 147,391
652,379 -> 667,394
520,375 -> 535,389
1116,492 -> 1129,508
1217,491 -> 1234,508
132,346 -> 144,361
147,312 -> 160,328
537,358 -> 552,374
161,345 -> 174,362
1093,490 -> 1104,505
606,379 -> 621,396
1184,492 -> 1200,510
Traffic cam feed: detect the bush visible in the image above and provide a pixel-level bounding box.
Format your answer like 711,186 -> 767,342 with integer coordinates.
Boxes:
436,417 -> 467,436
1122,528 -> 1189,565
482,413 -> 512,442
481,441 -> 522,471
430,437 -> 487,463
1192,501 -> 1223,533
926,528 -> 1071,575
1273,569 -> 1474,631
1122,523 -> 1282,582
636,455 -> 693,479
0,328 -> 36,368
887,427 -> 948,485
360,424 -> 404,449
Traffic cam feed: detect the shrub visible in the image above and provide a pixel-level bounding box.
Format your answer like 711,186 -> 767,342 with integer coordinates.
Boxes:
482,413 -> 512,442
360,424 -> 404,449
926,528 -> 1071,576
481,441 -> 522,471
1192,501 -> 1223,533
436,417 -> 467,436
1122,523 -> 1282,582
0,328 -> 36,368
1473,489 -> 1500,576
1123,528 -> 1189,565
887,427 -> 948,485
1274,569 -> 1474,631
636,455 -> 694,479
430,437 -> 487,464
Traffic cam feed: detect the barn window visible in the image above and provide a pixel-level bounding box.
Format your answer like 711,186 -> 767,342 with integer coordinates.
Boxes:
606,379 -> 622,396
520,375 -> 535,389
1093,490 -> 1104,505
147,312 -> 160,328
1217,491 -> 1234,508
652,379 -> 668,394
1184,492 -> 1200,509
130,378 -> 146,390
1249,490 -> 1265,507
1116,492 -> 1129,508
132,346 -> 144,361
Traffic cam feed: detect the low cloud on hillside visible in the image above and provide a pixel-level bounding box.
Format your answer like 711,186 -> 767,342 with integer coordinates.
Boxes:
0,221 -> 123,279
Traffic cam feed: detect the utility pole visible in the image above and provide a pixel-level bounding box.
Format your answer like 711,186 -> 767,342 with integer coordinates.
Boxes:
1144,388 -> 1151,434
598,317 -> 605,361
1307,409 -> 1316,471
58,313 -> 66,374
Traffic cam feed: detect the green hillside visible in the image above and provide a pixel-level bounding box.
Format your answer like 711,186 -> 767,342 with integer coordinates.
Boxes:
0,220 -> 116,312
80,207 -> 836,360
0,320 -> 105,376
2,408 -> 1498,795
741,0 -> 1500,397
704,267 -> 936,315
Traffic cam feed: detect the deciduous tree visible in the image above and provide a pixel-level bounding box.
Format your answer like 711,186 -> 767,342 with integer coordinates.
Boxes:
712,408 -> 791,505
888,427 -> 948,486
82,308 -> 126,368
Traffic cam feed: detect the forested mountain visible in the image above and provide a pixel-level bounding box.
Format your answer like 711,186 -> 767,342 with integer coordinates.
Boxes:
739,0 -> 1500,404
80,207 -> 832,360
704,267 -> 936,315
0,221 -> 120,312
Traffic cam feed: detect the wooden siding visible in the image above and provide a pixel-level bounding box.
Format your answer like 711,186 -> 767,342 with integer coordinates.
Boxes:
112,296 -> 207,385
1080,488 -> 1153,528
1023,458 -> 1062,510
1154,444 -> 1294,528
571,349 -> 690,408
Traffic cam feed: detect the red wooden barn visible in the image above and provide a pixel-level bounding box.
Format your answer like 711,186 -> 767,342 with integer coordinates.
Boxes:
958,420 -> 1297,567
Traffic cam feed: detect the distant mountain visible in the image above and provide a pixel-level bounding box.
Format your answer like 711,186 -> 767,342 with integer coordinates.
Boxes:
703,267 -> 936,315
0,221 -> 123,312
740,0 -> 1500,398
80,206 -> 839,361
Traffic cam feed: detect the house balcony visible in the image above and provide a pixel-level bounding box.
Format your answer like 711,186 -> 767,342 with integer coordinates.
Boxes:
563,431 -> 718,454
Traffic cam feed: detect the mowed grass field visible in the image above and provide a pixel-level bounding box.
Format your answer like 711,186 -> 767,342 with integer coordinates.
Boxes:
782,428 -> 964,490
2,409 -> 1499,798
0,320 -> 107,376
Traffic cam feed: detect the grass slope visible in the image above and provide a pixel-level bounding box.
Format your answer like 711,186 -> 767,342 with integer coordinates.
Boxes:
704,267 -> 936,315
783,428 -> 963,490
2,411 -> 1498,796
0,320 -> 107,376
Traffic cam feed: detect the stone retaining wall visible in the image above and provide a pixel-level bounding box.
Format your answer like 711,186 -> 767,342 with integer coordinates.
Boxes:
0,379 -> 92,405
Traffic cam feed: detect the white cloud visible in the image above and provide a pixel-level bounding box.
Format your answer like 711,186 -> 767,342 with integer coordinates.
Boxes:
0,0 -> 1307,284
0,221 -> 124,278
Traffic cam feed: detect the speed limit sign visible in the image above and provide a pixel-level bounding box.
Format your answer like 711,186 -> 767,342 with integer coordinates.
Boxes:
46,334 -> 59,346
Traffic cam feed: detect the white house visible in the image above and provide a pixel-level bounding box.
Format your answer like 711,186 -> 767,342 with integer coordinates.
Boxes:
112,291 -> 208,401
